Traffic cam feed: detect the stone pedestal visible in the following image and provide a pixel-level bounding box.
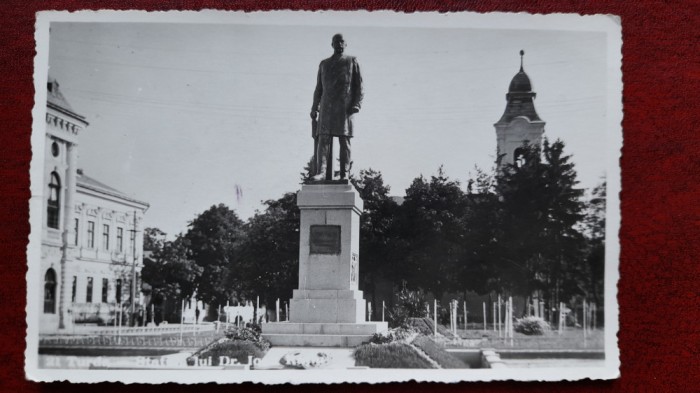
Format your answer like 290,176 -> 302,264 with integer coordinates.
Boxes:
262,182 -> 387,347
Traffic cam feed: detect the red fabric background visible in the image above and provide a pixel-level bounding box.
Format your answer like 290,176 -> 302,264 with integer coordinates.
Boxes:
1,1 -> 698,391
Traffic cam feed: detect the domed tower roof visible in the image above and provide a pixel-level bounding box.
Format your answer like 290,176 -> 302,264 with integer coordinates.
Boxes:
496,50 -> 542,124
508,69 -> 532,93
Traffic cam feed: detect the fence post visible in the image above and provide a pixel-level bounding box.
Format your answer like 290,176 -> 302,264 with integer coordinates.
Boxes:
433,299 -> 437,337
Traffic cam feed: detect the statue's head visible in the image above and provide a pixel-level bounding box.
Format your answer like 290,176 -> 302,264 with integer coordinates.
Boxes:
331,33 -> 346,54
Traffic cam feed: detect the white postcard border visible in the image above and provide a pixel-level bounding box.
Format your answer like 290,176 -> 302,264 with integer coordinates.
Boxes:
26,9 -> 622,384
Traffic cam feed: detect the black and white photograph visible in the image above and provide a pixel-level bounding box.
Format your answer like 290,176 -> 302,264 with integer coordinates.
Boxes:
26,10 -> 622,383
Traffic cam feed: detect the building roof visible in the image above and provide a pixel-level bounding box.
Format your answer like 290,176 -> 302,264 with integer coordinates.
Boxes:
496,50 -> 543,125
508,70 -> 533,93
77,170 -> 149,208
47,77 -> 87,122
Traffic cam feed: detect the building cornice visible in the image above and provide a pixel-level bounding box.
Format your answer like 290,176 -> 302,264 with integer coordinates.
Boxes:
47,102 -> 88,127
77,184 -> 150,211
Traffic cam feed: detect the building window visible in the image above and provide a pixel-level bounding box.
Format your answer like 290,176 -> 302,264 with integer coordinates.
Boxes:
130,229 -> 136,252
102,278 -> 109,303
74,218 -> 79,246
87,221 -> 95,248
51,141 -> 59,157
44,269 -> 57,314
514,147 -> 526,168
86,277 -> 93,303
71,276 -> 77,303
47,172 -> 61,229
117,227 -> 124,252
116,279 -> 122,304
103,224 -> 110,250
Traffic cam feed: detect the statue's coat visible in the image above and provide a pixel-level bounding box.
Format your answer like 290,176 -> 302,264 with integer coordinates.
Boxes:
312,54 -> 363,137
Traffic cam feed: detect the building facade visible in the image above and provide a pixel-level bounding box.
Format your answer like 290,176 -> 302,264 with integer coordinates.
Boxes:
495,51 -> 545,168
40,78 -> 149,333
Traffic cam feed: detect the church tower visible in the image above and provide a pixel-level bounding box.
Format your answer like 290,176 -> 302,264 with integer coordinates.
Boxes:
494,50 -> 545,168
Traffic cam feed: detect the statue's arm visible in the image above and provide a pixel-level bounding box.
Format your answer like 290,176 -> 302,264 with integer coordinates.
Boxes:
311,63 -> 323,118
350,58 -> 363,113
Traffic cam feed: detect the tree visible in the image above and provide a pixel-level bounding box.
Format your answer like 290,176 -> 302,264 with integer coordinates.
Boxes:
299,157 -> 315,184
185,204 -> 245,308
393,167 -> 469,300
494,139 -> 587,307
583,180 -> 606,306
350,169 -> 399,310
141,235 -> 202,322
237,193 -> 300,309
143,227 -> 166,252
460,166 -> 501,295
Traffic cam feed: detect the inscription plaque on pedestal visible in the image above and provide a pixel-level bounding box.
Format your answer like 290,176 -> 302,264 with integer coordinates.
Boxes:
309,225 -> 341,254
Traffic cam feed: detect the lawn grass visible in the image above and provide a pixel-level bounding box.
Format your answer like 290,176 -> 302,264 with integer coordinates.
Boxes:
441,327 -> 605,350
354,343 -> 436,369
411,335 -> 469,369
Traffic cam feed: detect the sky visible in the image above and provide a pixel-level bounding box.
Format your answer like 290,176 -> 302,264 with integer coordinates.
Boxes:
45,14 -> 612,239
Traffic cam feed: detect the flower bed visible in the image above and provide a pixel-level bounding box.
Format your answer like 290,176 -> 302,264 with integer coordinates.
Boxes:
369,327 -> 416,344
187,326 -> 270,366
354,342 -> 436,369
280,351 -> 331,369
224,325 -> 270,351
411,335 -> 469,368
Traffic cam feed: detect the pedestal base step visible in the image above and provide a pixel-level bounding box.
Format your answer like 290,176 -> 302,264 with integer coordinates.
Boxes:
264,333 -> 372,347
262,322 -> 388,348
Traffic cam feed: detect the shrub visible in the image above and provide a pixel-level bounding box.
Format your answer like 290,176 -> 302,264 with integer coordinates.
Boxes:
369,327 -> 415,344
514,316 -> 551,336
392,327 -> 415,342
406,317 -> 432,335
224,326 -> 270,351
369,332 -> 394,345
387,286 -> 428,328
354,343 -> 435,369
411,335 -> 468,369
187,340 -> 264,366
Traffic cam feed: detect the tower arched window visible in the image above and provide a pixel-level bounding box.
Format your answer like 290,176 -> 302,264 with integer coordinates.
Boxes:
44,268 -> 57,314
47,172 -> 61,229
514,148 -> 526,168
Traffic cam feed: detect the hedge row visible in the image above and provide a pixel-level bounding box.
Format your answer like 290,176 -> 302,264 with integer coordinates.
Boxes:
354,342 -> 436,369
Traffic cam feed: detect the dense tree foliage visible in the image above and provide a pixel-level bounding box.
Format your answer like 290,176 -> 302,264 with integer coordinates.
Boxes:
350,169 -> 399,305
141,230 -> 202,322
493,140 -> 587,305
142,141 -> 604,321
392,167 -> 469,300
583,180 -> 606,306
460,167 -> 500,295
142,234 -> 201,303
184,204 -> 245,307
143,227 -> 166,252
236,193 -> 300,308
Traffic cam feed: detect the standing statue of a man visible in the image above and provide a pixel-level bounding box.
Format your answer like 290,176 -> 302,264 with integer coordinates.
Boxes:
310,33 -> 364,181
